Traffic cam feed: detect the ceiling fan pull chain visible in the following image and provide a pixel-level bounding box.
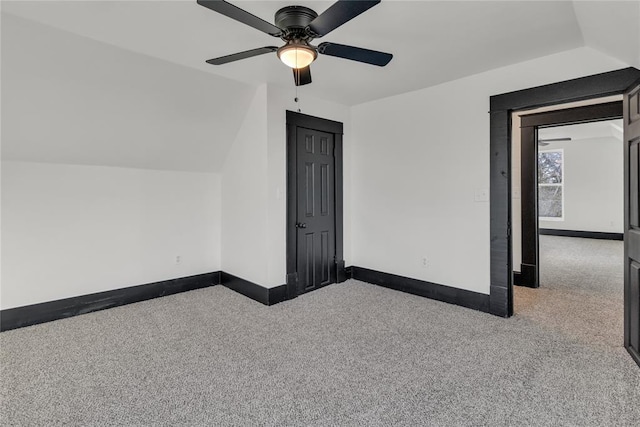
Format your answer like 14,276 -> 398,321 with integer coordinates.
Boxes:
295,88 -> 302,113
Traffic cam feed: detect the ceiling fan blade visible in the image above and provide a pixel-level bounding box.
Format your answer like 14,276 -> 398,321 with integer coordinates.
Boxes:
197,0 -> 283,37
318,42 -> 392,66
293,66 -> 312,86
307,0 -> 380,37
538,138 -> 572,143
206,46 -> 278,65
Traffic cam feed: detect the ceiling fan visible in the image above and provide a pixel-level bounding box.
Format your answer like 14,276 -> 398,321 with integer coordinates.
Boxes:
538,137 -> 571,147
197,0 -> 393,86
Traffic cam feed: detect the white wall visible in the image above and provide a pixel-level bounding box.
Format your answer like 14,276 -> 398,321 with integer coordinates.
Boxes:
351,47 -> 627,295
538,137 -> 623,233
220,83 -> 351,288
1,161 -> 221,310
1,14 -> 230,309
221,85 -> 269,286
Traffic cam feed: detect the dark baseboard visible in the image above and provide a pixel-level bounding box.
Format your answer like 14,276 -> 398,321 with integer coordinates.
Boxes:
221,272 -> 288,306
351,266 -> 490,313
513,271 -> 523,286
627,346 -> 640,369
519,263 -> 538,288
344,266 -> 353,280
336,260 -> 347,283
539,228 -> 623,241
0,272 -> 221,332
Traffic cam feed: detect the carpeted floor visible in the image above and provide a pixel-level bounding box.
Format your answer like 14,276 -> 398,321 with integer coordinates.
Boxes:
1,236 -> 639,426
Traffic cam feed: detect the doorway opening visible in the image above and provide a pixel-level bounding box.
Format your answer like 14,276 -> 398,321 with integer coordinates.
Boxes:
489,67 -> 640,367
513,106 -> 626,348
513,100 -> 623,288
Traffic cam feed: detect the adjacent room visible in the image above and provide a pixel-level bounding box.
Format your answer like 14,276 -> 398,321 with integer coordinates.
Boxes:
2,1 -> 640,425
515,118 -> 626,349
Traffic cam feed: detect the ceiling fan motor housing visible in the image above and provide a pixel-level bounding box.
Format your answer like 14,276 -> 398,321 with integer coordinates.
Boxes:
198,0 -> 392,85
275,6 -> 318,40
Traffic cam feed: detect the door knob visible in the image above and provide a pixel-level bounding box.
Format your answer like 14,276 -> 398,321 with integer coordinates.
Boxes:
296,222 -> 307,229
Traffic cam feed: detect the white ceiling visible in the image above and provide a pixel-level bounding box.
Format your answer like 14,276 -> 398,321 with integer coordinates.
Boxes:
539,119 -> 624,142
3,0 -> 637,106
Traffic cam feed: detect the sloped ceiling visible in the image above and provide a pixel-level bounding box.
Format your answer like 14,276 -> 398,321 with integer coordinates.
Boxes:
5,0 -> 635,106
573,1 -> 640,69
1,14 -> 256,172
2,1 -> 638,173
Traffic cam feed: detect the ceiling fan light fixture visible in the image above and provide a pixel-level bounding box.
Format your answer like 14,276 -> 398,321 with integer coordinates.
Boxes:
277,43 -> 317,69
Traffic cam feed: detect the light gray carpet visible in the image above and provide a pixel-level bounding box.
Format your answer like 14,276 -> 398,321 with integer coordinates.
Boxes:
2,236 -> 639,426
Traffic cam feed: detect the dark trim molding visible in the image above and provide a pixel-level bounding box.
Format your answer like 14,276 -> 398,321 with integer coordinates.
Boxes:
520,101 -> 623,128
520,124 -> 539,288
513,271 -> 523,286
351,267 -> 490,313
221,272 -> 288,306
519,263 -> 538,289
628,346 -> 640,368
345,266 -> 353,280
490,67 -> 640,112
0,272 -> 221,332
539,228 -> 624,241
489,66 -> 640,317
1,271 -> 294,331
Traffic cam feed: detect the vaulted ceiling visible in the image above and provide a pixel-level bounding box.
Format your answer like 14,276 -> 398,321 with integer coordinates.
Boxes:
2,1 -> 638,172
3,1 -> 638,106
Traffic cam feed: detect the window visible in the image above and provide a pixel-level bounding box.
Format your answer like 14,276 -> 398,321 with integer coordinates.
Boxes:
538,149 -> 564,220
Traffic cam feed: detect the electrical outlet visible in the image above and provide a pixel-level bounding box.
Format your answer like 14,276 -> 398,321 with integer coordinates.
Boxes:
175,255 -> 181,265
474,189 -> 489,202
422,257 -> 428,268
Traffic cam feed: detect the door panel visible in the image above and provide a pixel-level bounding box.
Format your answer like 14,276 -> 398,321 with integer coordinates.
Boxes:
296,127 -> 336,293
630,261 -> 640,351
624,81 -> 640,367
631,141 -> 639,228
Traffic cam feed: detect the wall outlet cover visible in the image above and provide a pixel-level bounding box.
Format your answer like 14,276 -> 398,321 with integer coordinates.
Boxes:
474,189 -> 489,202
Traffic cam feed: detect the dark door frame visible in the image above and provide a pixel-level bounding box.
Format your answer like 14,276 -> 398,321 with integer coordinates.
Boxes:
623,81 -> 640,367
518,101 -> 623,288
285,110 -> 346,300
489,67 -> 640,317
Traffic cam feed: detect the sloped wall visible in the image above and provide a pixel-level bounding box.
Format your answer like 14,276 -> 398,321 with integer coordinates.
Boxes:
0,15 -> 245,309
